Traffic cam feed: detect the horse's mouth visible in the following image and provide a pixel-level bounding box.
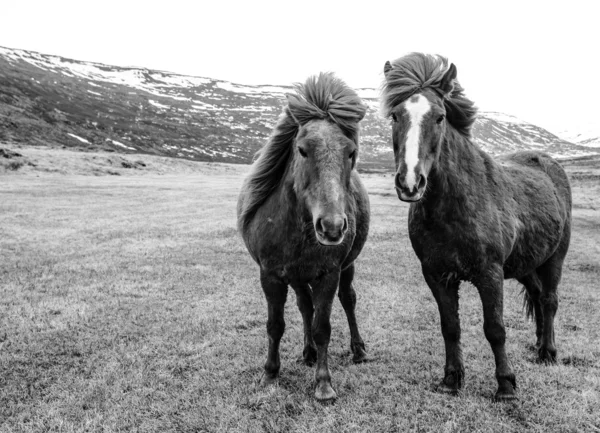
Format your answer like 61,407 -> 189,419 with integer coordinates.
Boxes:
315,233 -> 345,246
396,187 -> 423,202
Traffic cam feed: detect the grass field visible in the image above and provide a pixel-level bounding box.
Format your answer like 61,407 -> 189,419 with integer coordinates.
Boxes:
1,147 -> 599,432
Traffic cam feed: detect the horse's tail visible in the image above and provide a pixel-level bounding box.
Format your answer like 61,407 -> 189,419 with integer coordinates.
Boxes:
521,286 -> 535,320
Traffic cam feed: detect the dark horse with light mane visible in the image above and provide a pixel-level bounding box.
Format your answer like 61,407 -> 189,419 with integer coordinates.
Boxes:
237,73 -> 370,401
381,53 -> 571,400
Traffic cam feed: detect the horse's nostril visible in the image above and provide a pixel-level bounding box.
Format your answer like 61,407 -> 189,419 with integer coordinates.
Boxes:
315,217 -> 325,234
395,172 -> 403,190
417,174 -> 427,191
342,217 -> 348,232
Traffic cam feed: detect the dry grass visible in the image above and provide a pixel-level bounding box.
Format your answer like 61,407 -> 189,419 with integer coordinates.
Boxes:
1,148 -> 599,432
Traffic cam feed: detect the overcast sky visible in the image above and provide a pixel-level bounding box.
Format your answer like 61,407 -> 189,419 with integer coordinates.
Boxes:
2,0 -> 598,135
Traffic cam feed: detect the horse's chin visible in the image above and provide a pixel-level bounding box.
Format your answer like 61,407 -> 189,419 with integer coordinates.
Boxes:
399,196 -> 422,203
315,234 -> 345,246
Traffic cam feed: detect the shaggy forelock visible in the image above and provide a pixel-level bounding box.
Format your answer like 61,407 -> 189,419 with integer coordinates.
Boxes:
287,72 -> 366,143
380,52 -> 477,136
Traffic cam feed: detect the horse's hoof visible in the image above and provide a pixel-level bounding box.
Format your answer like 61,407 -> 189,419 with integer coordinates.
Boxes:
538,346 -> 557,364
259,372 -> 278,387
437,381 -> 460,396
352,350 -> 369,364
314,382 -> 337,402
437,370 -> 463,396
494,390 -> 519,402
351,343 -> 369,363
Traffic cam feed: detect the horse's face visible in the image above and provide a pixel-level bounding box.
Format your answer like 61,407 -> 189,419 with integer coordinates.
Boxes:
389,89 -> 448,202
293,119 -> 357,246
386,63 -> 457,202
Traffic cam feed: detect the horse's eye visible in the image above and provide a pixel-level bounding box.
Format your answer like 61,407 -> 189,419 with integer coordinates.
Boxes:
298,147 -> 307,157
436,115 -> 445,124
349,150 -> 356,160
391,113 -> 398,122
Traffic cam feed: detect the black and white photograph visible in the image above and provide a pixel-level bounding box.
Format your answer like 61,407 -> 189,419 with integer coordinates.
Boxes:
1,1 -> 599,431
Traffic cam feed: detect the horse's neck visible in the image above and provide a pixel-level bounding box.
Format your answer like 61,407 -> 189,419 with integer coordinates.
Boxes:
423,129 -> 489,207
279,162 -> 304,218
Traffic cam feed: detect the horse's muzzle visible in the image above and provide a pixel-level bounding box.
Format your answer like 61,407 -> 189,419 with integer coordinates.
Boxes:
315,215 -> 348,246
395,172 -> 426,202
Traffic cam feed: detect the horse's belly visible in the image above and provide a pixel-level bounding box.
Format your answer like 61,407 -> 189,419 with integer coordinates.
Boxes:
503,239 -> 559,279
502,219 -> 565,279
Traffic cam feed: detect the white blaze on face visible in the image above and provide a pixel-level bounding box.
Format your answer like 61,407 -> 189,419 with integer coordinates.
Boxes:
403,94 -> 431,189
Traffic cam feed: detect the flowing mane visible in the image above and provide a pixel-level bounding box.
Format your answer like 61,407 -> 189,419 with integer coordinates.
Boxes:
238,72 -> 366,231
381,53 -> 477,137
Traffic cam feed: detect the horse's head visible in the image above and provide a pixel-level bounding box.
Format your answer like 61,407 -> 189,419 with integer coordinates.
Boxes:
383,60 -> 457,202
292,119 -> 358,245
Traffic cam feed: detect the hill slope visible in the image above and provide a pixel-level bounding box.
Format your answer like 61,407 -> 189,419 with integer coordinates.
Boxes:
1,46 -> 596,171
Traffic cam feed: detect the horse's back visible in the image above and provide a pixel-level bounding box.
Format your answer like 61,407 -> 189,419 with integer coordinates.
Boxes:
496,151 -> 572,219
498,151 -> 571,212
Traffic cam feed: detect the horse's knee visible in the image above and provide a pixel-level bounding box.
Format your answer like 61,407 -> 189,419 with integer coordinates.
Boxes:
267,318 -> 285,340
483,321 -> 506,346
312,321 -> 332,346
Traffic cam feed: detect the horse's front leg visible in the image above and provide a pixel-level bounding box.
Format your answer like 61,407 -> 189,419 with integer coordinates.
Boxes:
423,269 -> 464,394
260,271 -> 288,386
311,270 -> 340,401
472,265 -> 517,401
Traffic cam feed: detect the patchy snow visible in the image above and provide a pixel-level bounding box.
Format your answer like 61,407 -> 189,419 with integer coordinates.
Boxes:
216,81 -> 289,94
192,102 -> 222,111
228,105 -> 272,112
67,133 -> 89,144
111,139 -> 136,150
149,73 -> 211,87
149,99 -> 170,109
87,90 -> 102,96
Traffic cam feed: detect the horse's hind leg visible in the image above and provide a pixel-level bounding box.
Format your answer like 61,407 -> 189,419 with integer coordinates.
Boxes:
536,253 -> 566,363
423,270 -> 464,395
338,263 -> 368,363
260,272 -> 288,386
291,284 -> 317,366
517,273 -> 544,349
473,265 -> 517,401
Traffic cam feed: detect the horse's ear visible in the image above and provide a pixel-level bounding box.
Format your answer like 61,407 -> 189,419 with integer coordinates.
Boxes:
440,63 -> 457,96
383,61 -> 393,79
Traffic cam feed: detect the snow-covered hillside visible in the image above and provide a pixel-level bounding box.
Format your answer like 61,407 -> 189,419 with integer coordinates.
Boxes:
0,46 -> 597,170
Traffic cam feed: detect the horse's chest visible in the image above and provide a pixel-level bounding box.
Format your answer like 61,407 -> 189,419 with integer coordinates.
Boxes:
408,216 -> 491,276
254,222 -> 348,284
262,246 -> 344,284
